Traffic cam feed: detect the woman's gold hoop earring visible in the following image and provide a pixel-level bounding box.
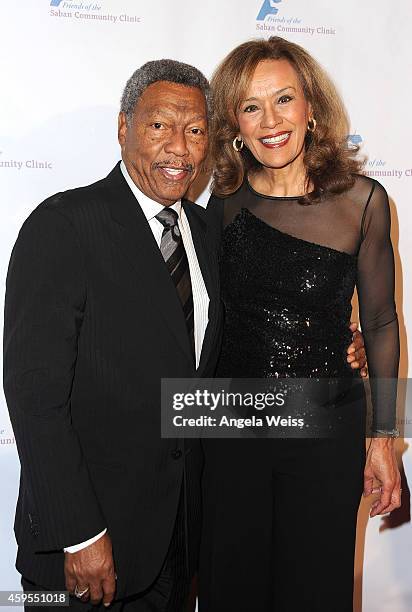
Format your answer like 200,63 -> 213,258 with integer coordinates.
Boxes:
307,118 -> 317,133
233,136 -> 244,152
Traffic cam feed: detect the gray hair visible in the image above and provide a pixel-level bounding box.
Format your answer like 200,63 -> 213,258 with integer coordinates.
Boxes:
120,59 -> 212,125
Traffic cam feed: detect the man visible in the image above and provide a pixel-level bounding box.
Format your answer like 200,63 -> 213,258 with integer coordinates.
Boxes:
3,60 -> 222,611
3,59 -> 366,612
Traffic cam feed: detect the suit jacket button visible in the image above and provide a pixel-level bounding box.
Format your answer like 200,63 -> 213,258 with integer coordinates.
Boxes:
172,449 -> 182,460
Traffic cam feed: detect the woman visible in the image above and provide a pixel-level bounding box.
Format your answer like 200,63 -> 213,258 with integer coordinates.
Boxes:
199,37 -> 401,611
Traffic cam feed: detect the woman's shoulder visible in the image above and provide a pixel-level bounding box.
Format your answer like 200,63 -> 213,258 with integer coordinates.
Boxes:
347,173 -> 389,206
205,192 -> 225,236
207,181 -> 246,212
208,180 -> 247,203
206,182 -> 249,235
206,192 -> 225,221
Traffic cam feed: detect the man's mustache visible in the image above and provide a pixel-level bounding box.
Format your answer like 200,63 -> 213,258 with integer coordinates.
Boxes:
153,161 -> 194,173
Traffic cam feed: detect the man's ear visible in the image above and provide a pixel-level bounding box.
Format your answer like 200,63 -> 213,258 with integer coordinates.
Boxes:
118,112 -> 127,147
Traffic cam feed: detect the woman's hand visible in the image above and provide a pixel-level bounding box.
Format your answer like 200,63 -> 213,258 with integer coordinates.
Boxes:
363,438 -> 401,517
347,322 -> 368,377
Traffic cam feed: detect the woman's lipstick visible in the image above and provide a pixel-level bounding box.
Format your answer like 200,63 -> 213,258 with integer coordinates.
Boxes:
259,131 -> 292,148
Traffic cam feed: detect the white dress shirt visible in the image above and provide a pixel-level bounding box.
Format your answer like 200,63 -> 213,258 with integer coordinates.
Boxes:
64,162 -> 209,553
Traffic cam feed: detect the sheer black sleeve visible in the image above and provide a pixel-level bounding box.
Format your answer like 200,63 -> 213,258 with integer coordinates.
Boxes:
357,180 -> 400,433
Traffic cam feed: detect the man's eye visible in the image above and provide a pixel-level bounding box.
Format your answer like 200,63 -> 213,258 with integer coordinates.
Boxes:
278,95 -> 293,104
152,122 -> 163,129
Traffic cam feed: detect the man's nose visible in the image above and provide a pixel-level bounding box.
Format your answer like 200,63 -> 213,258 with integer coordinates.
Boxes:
164,128 -> 189,157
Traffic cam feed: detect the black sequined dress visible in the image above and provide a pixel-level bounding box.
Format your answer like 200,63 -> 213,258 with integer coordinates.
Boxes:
199,175 -> 399,612
212,174 -> 399,425
216,205 -> 357,381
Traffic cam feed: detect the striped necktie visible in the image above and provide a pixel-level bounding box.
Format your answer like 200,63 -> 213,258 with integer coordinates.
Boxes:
156,207 -> 195,360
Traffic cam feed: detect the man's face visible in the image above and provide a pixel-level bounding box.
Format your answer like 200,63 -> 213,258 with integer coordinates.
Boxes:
118,81 -> 208,206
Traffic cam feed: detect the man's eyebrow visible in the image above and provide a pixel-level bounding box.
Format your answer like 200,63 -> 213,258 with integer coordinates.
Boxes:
242,86 -> 296,102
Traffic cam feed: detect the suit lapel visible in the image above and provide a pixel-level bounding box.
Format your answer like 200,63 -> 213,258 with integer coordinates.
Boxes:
104,163 -> 193,365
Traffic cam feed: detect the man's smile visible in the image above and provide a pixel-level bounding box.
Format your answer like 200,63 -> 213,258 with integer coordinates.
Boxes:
154,163 -> 193,182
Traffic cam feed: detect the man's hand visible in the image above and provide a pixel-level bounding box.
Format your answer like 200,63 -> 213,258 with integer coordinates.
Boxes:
347,322 -> 368,377
65,532 -> 116,607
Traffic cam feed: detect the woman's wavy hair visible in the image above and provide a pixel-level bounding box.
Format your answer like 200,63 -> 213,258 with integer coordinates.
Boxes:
211,36 -> 363,203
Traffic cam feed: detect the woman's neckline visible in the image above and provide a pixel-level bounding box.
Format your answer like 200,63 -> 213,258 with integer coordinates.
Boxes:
246,176 -> 314,200
239,207 -> 357,260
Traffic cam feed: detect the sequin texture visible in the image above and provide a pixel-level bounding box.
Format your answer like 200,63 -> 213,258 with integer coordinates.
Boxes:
216,207 -> 358,379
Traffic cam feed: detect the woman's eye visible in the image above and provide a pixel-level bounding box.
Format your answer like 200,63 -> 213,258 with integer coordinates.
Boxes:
278,95 -> 293,104
152,122 -> 163,129
190,128 -> 203,135
243,105 -> 258,113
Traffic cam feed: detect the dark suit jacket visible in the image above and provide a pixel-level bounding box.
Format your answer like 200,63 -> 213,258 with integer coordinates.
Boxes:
3,163 -> 223,598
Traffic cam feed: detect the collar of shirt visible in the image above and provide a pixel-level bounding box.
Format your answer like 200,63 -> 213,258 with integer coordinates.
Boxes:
120,160 -> 182,220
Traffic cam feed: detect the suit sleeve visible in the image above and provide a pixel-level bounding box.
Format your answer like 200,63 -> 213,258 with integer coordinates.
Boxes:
3,206 -> 106,551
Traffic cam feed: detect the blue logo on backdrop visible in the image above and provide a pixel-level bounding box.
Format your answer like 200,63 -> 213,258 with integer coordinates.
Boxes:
257,0 -> 282,20
254,0 -> 337,38
347,134 -> 363,146
50,0 -> 63,5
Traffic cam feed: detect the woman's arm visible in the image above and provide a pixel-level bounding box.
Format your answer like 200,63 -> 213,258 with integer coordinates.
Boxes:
357,180 -> 399,433
356,179 -> 401,516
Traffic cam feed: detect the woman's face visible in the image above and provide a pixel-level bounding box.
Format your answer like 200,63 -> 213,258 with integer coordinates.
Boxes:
237,59 -> 312,170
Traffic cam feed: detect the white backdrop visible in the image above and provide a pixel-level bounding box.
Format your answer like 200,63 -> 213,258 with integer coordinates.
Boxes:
1,1 -> 411,610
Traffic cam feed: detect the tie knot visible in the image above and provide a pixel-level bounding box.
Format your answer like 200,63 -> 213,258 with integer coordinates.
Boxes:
156,208 -> 179,228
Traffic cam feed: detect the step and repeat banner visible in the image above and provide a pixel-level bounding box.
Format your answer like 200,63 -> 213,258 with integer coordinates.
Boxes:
0,1 -> 411,610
